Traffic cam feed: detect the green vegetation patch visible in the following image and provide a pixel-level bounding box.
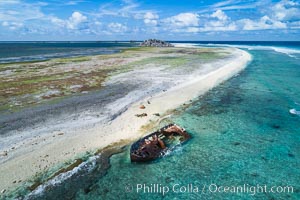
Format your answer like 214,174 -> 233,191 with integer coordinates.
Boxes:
0,47 -> 232,113
53,56 -> 91,64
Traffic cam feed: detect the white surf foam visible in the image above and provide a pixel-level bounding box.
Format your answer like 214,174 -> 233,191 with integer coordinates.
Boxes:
289,108 -> 300,115
24,155 -> 99,199
172,43 -> 199,48
186,43 -> 300,58
270,47 -> 300,58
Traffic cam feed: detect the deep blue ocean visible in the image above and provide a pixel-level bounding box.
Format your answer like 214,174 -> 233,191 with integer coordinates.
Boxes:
5,41 -> 300,199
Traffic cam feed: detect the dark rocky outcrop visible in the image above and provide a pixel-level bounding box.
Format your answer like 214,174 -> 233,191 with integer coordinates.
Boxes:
139,39 -> 174,47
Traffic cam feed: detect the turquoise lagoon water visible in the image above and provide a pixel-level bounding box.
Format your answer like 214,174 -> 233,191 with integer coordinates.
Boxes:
19,44 -> 300,200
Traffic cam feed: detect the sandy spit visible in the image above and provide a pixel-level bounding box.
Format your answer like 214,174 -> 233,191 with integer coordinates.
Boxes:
0,47 -> 251,193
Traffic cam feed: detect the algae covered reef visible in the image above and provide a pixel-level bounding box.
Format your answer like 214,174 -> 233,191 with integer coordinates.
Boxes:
0,47 -> 226,114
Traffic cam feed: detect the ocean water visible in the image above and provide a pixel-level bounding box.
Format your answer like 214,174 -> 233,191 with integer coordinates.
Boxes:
0,42 -> 136,63
10,42 -> 300,199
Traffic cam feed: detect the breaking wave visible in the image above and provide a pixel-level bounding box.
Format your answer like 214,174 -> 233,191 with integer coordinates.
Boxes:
24,155 -> 100,199
190,43 -> 300,58
289,108 -> 300,116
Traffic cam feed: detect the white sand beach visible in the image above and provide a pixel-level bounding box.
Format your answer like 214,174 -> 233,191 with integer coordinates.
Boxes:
0,46 -> 251,193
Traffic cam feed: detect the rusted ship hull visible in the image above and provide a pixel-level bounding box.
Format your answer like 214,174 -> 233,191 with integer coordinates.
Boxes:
130,124 -> 190,162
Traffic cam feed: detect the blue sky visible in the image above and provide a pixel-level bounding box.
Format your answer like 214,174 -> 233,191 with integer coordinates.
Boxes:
0,0 -> 299,41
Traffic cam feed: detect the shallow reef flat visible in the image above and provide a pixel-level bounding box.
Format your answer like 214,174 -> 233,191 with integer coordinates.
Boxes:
0,47 -> 226,114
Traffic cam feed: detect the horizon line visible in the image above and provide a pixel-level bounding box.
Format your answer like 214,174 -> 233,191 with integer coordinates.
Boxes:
0,40 -> 300,42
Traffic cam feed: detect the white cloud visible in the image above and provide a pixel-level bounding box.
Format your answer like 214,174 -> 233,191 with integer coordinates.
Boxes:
2,21 -> 9,26
65,1 -> 86,6
271,0 -> 300,21
0,0 -> 20,5
108,22 -> 127,33
211,10 -> 228,21
202,10 -> 237,32
118,0 -> 139,17
1,21 -> 23,30
201,23 -> 237,32
211,0 -> 236,8
96,0 -> 140,18
67,12 -> 87,29
50,17 -> 65,27
198,0 -> 259,14
163,13 -> 199,28
143,12 -> 159,26
289,21 -> 300,29
0,0 -> 299,39
51,12 -> 88,30
162,10 -> 238,33
0,1 -> 45,22
144,12 -> 158,20
0,0 -> 49,34
185,27 -> 200,33
239,15 -> 287,30
94,21 -> 101,26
